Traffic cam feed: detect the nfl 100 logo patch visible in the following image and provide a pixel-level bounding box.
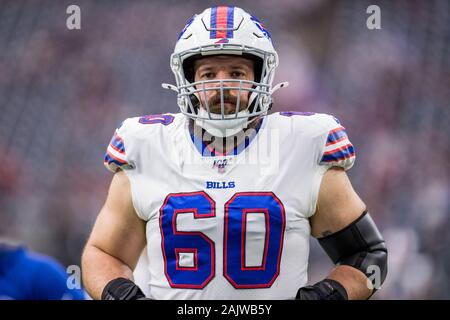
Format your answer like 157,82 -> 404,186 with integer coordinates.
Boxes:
212,158 -> 230,173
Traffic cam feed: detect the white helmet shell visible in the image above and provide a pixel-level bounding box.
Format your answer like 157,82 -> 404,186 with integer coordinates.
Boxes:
174,7 -> 276,59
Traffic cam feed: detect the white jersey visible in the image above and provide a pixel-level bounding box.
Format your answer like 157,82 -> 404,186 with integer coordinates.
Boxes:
104,111 -> 355,300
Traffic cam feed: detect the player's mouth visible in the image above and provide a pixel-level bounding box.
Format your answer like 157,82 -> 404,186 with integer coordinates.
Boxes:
205,92 -> 247,115
209,103 -> 242,115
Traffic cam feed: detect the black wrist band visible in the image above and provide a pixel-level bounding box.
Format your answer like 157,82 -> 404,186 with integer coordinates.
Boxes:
296,279 -> 348,300
321,279 -> 348,300
101,277 -> 147,300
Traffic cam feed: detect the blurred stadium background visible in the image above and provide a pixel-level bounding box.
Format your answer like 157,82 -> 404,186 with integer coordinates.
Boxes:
0,0 -> 449,299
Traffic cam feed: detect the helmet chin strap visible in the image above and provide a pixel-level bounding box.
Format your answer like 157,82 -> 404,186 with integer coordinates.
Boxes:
195,108 -> 250,137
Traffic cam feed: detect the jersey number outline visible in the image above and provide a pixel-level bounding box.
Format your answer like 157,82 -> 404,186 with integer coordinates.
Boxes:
159,191 -> 286,289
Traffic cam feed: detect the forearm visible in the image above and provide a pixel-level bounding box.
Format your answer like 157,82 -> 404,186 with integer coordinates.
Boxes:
82,244 -> 134,300
326,265 -> 372,300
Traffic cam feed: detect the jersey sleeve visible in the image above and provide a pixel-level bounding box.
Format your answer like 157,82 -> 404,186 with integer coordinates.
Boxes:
318,115 -> 356,171
104,119 -> 134,173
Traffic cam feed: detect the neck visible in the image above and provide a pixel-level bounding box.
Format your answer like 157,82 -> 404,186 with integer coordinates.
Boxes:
189,117 -> 262,155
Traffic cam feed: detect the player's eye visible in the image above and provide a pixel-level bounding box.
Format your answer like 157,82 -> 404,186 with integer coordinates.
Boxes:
201,72 -> 215,79
231,71 -> 246,78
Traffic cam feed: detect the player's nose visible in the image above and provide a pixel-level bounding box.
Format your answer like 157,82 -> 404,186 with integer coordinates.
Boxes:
214,70 -> 234,86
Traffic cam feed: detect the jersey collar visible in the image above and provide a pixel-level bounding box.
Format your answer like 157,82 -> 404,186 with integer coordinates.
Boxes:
189,118 -> 264,157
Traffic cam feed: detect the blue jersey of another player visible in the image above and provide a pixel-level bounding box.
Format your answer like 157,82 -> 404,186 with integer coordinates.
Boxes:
0,244 -> 85,300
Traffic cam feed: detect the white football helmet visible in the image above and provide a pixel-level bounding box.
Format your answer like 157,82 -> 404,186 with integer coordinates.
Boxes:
162,6 -> 288,137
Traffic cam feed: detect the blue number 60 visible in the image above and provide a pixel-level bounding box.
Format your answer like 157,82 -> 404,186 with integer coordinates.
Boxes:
160,191 -> 286,289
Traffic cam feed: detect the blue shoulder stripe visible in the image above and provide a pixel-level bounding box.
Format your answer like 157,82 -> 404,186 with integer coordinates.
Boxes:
321,145 -> 355,163
110,136 -> 125,153
104,153 -> 127,166
326,128 -> 347,145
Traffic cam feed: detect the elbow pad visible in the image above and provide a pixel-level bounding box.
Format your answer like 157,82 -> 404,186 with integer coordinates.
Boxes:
318,211 -> 388,291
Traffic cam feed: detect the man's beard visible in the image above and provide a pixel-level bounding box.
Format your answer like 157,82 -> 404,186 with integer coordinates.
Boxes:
203,91 -> 247,114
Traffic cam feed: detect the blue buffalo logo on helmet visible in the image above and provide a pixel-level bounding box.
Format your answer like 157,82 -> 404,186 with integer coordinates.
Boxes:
250,15 -> 272,41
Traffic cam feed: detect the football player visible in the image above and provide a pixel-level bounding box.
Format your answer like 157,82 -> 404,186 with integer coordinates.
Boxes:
82,6 -> 387,300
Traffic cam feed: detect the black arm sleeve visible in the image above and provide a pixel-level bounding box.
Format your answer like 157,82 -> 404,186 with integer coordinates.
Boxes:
318,211 -> 388,291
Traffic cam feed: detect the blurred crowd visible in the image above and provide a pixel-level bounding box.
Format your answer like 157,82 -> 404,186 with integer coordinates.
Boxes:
0,0 -> 449,299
